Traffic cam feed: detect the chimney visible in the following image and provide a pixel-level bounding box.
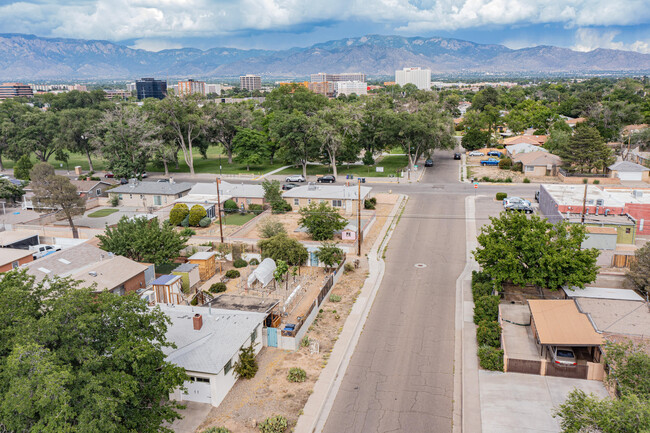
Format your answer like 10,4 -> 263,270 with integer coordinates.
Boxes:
193,313 -> 203,330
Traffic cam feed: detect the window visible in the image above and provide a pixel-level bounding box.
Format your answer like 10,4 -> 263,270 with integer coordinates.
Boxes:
112,286 -> 125,296
11,261 -> 19,269
246,198 -> 252,205
129,194 -> 133,199
140,194 -> 144,199
224,359 -> 232,375
294,198 -> 299,206
188,376 -> 210,383
307,199 -> 311,204
118,194 -> 122,200
96,188 -> 101,196
626,228 -> 631,234
332,200 -> 342,207
525,166 -> 534,172
251,326 -> 258,343
154,195 -> 162,206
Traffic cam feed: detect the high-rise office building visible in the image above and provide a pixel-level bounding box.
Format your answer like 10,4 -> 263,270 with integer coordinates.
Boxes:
205,83 -> 223,95
310,72 -> 366,83
240,75 -> 261,91
395,67 -> 431,91
177,79 -> 205,96
0,83 -> 33,99
136,78 -> 167,100
335,81 -> 368,96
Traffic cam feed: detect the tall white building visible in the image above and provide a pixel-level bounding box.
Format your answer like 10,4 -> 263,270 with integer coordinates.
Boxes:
395,67 -> 431,91
335,81 -> 367,96
205,83 -> 223,95
178,79 -> 205,96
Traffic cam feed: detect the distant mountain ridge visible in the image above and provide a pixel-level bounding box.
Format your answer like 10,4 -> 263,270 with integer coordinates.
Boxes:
1,33 -> 649,80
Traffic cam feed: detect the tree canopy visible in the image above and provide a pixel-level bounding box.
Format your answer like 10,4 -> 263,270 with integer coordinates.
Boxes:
257,234 -> 308,266
626,241 -> 650,295
298,201 -> 348,241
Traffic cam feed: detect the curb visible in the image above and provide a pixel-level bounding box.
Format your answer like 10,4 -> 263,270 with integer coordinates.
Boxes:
294,194 -> 408,433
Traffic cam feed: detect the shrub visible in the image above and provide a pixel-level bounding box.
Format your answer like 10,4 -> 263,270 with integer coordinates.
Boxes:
180,228 -> 196,237
248,203 -> 263,214
224,199 -> 238,213
523,178 -> 531,183
344,262 -> 354,273
301,336 -> 310,347
472,281 -> 494,299
190,296 -> 199,306
225,269 -> 240,279
495,192 -> 507,201
234,345 -> 258,379
368,197 -> 377,205
472,270 -> 491,285
203,428 -> 231,433
109,195 -> 119,207
170,203 -> 190,226
271,200 -> 292,214
364,199 -> 376,210
498,157 -> 512,170
13,154 -> 33,180
189,204 -> 207,226
249,258 -> 260,265
89,176 -> 101,181
258,415 -> 288,433
287,367 -> 306,383
181,214 -> 190,227
477,345 -> 504,371
209,282 -> 227,293
504,177 -> 513,183
77,175 -> 86,180
233,258 -> 248,268
473,295 -> 500,324
329,294 -> 341,302
199,216 -> 211,227
259,217 -> 286,238
512,162 -> 523,172
476,320 -> 501,347
593,179 -> 600,185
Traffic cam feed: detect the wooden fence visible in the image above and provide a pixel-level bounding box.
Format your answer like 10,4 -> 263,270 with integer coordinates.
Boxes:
612,254 -> 636,268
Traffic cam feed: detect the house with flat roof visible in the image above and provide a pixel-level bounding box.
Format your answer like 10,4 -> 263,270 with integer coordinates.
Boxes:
109,181 -> 193,209
0,248 -> 33,272
160,304 -> 266,407
282,184 -> 371,215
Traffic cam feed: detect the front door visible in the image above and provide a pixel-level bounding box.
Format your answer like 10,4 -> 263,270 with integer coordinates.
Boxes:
267,327 -> 278,347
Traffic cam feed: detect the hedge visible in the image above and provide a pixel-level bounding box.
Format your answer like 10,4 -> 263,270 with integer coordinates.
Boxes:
224,199 -> 238,213
170,203 -> 190,226
249,258 -> 260,265
248,204 -> 263,214
473,295 -> 500,325
476,320 -> 501,347
495,192 -> 507,201
225,269 -> 240,279
478,345 -> 504,371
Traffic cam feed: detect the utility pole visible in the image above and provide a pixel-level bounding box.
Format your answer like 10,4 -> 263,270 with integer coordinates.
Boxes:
581,182 -> 588,224
357,179 -> 362,256
216,177 -> 224,243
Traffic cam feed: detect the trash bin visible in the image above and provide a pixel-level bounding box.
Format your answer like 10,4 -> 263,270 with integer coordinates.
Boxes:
349,174 -> 353,179
346,174 -> 350,179
361,178 -> 366,183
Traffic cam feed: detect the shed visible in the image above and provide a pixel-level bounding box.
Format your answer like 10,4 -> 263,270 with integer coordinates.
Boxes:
153,274 -> 183,304
247,258 -> 276,288
188,251 -> 216,280
172,263 -> 200,292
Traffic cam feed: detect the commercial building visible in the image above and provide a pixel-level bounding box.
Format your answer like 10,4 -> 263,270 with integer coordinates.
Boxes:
177,79 -> 205,96
310,72 -> 366,83
395,67 -> 431,91
136,78 -> 167,100
308,81 -> 335,97
205,83 -> 223,95
104,90 -> 131,100
0,82 -> 33,99
335,81 -> 367,96
240,75 -> 261,91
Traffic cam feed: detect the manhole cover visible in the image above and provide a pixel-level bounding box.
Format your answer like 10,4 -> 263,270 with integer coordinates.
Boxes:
414,263 -> 427,268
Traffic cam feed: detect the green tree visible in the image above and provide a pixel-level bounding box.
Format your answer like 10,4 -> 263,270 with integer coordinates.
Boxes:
473,212 -> 599,291
233,345 -> 258,379
0,271 -> 187,432
97,216 -> 187,265
268,110 -> 319,178
314,104 -> 361,178
273,259 -> 289,283
13,154 -> 33,180
627,242 -> 650,295
315,242 -> 344,272
14,109 -> 64,162
57,108 -> 102,171
262,179 -> 290,213
263,84 -> 328,115
604,340 -> 650,397
461,128 -> 491,151
471,87 -> 499,112
258,217 -> 286,238
0,178 -> 25,203
232,127 -> 268,170
189,204 -> 207,226
204,102 -> 253,164
0,98 -> 30,171
29,163 -> 86,238
258,234 -> 308,266
298,202 -> 347,241
556,124 -> 614,173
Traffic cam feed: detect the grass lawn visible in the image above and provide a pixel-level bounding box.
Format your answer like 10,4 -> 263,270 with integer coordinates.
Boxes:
87,208 -> 119,218
221,213 -> 256,226
279,155 -> 409,178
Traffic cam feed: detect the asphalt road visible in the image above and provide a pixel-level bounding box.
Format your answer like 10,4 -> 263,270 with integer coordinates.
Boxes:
322,151 -> 468,433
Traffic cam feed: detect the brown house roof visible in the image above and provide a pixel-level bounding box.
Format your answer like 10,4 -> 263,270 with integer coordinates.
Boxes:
504,135 -> 547,145
69,180 -> 112,193
586,226 -> 617,235
529,300 -> 604,346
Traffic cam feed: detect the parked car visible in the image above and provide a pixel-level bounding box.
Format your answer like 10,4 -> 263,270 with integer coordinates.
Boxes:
487,151 -> 503,158
317,175 -> 336,183
454,153 -> 461,160
157,179 -> 170,183
503,197 -> 532,208
505,202 -> 534,214
30,244 -> 62,260
282,183 -> 298,190
285,174 -> 305,183
119,178 -> 128,184
468,151 -> 485,156
136,172 -> 148,179
552,346 -> 577,366
104,172 -> 114,178
480,158 -> 500,166
424,159 -> 434,167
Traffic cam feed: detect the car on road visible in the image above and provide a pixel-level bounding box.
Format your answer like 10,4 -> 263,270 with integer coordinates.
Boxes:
282,183 -> 298,190
454,153 -> 461,160
480,158 -> 500,166
424,159 -> 434,167
104,172 -> 114,178
505,202 -> 534,214
468,151 -> 485,156
157,179 -> 170,183
503,196 -> 532,208
487,151 -> 503,158
136,172 -> 148,179
285,174 -> 305,183
30,244 -> 62,260
552,346 -> 577,366
317,175 -> 336,183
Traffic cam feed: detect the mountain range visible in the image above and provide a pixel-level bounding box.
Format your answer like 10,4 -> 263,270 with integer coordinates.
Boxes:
1,33 -> 650,81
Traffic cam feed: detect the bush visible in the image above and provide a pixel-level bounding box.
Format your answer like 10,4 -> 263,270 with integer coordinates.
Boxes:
287,367 -> 306,383
180,228 -> 196,237
224,199 -> 238,213
477,345 -> 504,371
190,296 -> 199,306
233,258 -> 248,268
523,178 -> 531,183
109,195 -> 119,207
170,203 -> 190,226
199,216 -> 211,227
249,258 -> 260,265
203,428 -> 231,433
258,415 -> 288,433
498,157 -> 512,170
472,270 -> 491,285
368,197 -> 377,205
301,336 -> 310,347
225,269 -> 240,279
504,177 -> 512,183
234,345 -> 258,379
593,179 -> 600,185
271,200 -> 292,214
259,217 -> 286,238
476,320 -> 501,347
248,203 -> 263,214
495,192 -> 507,201
181,214 -> 190,227
472,281 -> 494,299
512,162 -> 523,172
189,204 -> 207,226
344,262 -> 354,273
362,151 -> 374,165
209,282 -> 227,293
364,199 -> 376,210
13,154 -> 33,180
329,294 -> 341,302
473,295 -> 500,324
89,176 -> 101,181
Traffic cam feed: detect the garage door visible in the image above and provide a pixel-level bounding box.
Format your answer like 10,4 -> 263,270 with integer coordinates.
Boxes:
182,376 -> 212,404
617,172 -> 642,181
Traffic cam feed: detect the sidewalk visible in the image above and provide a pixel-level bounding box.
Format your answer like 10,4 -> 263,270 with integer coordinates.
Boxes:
294,194 -> 407,433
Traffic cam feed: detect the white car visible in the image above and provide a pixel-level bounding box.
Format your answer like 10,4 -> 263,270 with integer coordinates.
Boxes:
552,346 -> 577,366
30,244 -> 62,260
503,197 -> 532,208
285,174 -> 305,183
468,151 -> 485,156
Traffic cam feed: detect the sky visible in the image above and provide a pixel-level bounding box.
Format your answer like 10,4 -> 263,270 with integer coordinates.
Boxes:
0,0 -> 648,53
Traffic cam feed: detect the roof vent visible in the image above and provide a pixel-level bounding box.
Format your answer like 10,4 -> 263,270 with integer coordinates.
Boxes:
58,258 -> 71,265
38,267 -> 51,274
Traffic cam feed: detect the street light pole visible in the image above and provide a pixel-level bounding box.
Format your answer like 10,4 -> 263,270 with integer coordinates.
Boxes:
216,177 -> 224,243
357,179 -> 362,256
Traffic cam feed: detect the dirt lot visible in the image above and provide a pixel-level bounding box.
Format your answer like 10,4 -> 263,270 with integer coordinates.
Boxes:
197,193 -> 400,433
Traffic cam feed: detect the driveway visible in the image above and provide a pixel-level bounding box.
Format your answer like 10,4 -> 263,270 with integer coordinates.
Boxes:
479,371 -> 609,433
169,401 -> 213,433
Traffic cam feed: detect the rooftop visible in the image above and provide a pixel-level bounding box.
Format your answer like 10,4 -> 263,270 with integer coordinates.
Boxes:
0,248 -> 32,265
563,286 -> 644,301
70,256 -> 148,292
189,181 -> 265,199
173,263 -> 199,273
0,230 -> 40,247
542,184 -> 625,207
528,299 -> 604,346
207,293 -> 279,314
189,251 -> 215,260
576,298 -> 650,337
513,151 -> 560,167
24,243 -> 107,283
109,181 -> 193,195
69,179 -> 113,192
153,274 -> 181,285
608,161 -> 650,172
563,213 -> 635,225
505,142 -> 547,155
282,184 -> 372,200
602,187 -> 650,205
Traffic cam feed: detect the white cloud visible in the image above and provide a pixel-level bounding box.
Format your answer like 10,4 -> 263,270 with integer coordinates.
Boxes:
128,39 -> 184,51
573,28 -> 650,54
